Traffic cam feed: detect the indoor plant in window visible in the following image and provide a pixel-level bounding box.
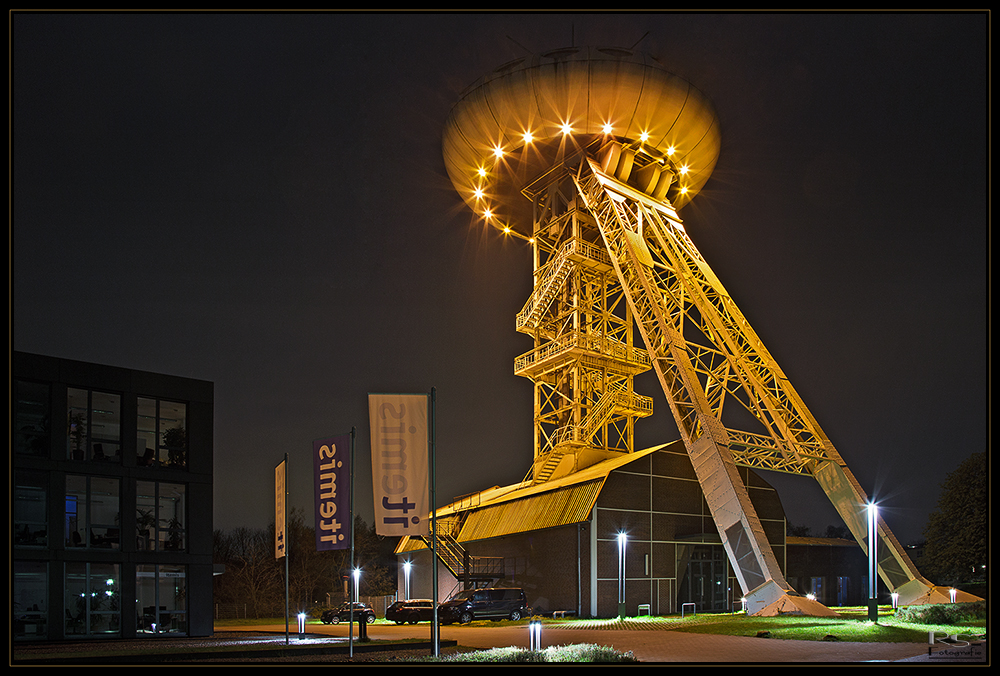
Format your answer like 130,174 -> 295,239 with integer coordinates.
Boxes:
136,508 -> 156,551
163,427 -> 187,467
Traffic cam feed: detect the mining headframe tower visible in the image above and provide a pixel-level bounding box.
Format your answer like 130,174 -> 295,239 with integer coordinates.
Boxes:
440,45 -> 975,615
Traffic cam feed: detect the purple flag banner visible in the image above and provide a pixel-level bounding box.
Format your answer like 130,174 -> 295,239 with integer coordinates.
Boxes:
313,434 -> 350,551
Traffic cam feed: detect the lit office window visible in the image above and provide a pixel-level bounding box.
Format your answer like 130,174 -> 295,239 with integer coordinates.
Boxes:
65,562 -> 120,637
65,475 -> 120,549
136,564 -> 187,634
136,481 -> 186,552
137,398 -> 187,468
67,388 -> 122,463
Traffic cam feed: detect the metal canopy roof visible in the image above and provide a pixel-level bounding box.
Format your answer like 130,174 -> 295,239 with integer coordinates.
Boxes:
398,443 -> 678,553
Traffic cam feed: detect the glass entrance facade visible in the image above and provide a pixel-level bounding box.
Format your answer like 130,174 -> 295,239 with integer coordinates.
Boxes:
679,544 -> 730,612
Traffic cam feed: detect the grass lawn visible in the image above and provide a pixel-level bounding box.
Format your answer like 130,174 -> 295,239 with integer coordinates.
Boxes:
553,606 -> 986,643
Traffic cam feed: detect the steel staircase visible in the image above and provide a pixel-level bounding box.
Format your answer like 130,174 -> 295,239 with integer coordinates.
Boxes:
516,237 -> 611,333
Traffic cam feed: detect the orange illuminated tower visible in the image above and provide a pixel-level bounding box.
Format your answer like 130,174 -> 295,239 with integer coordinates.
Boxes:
442,46 -> 973,615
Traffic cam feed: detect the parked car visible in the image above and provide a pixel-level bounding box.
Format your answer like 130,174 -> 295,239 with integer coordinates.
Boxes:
385,598 -> 436,624
438,588 -> 531,624
321,602 -> 376,624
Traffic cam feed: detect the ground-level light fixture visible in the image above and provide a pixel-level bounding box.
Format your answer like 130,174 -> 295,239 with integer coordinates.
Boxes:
529,620 -> 542,650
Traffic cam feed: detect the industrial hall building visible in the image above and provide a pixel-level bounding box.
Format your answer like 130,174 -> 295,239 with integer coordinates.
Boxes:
395,441 -> 872,618
12,351 -> 215,641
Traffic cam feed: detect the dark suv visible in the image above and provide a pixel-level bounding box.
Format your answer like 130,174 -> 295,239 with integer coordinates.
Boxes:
321,601 -> 376,624
438,588 -> 530,624
385,599 -> 436,624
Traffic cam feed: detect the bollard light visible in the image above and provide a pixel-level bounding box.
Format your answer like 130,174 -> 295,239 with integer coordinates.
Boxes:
298,612 -> 306,639
529,620 -> 542,651
891,592 -> 899,609
949,588 -> 957,603
741,597 -> 747,614
353,568 -> 361,603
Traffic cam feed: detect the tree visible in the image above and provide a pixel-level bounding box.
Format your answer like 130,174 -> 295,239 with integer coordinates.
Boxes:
920,451 -> 988,586
787,522 -> 812,537
351,515 -> 399,596
213,525 -> 282,617
283,507 -> 349,608
213,512 -> 396,616
823,524 -> 851,539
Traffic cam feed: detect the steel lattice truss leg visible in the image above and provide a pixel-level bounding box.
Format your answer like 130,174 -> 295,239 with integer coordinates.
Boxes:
573,143 -> 943,613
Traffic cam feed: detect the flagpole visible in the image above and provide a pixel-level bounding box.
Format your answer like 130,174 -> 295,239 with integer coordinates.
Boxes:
349,426 -> 356,658
283,452 -> 289,645
430,387 -> 439,657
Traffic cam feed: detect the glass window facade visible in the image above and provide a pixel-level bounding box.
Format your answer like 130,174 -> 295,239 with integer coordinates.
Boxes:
137,398 -> 188,468
14,470 -> 48,547
65,562 -> 121,636
67,388 -> 122,462
15,380 -> 50,457
13,561 -> 48,640
65,475 -> 120,549
136,482 -> 187,552
136,565 -> 187,634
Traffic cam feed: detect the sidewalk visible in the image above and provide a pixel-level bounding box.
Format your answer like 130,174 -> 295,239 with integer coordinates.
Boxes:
12,624 -> 988,665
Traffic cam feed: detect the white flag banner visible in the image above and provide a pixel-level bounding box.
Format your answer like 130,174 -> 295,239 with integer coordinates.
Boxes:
275,458 -> 287,559
368,393 -> 430,537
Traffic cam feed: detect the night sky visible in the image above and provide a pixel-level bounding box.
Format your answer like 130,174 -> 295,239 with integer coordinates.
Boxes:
12,12 -> 989,546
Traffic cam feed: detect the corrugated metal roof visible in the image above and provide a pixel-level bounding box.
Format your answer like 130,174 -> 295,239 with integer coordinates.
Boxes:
396,444 -> 676,553
459,479 -> 603,541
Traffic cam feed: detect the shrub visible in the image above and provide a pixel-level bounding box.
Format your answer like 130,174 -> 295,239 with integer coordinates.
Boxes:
425,643 -> 638,663
894,601 -> 986,625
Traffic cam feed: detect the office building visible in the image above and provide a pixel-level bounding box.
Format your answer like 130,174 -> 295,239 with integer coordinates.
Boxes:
12,351 -> 214,640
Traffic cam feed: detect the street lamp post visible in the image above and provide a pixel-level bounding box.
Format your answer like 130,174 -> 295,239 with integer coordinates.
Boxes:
404,560 -> 412,601
867,503 -> 878,622
617,533 -> 627,618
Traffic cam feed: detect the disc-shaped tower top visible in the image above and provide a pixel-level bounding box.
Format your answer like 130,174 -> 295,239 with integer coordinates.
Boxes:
443,46 -> 721,236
